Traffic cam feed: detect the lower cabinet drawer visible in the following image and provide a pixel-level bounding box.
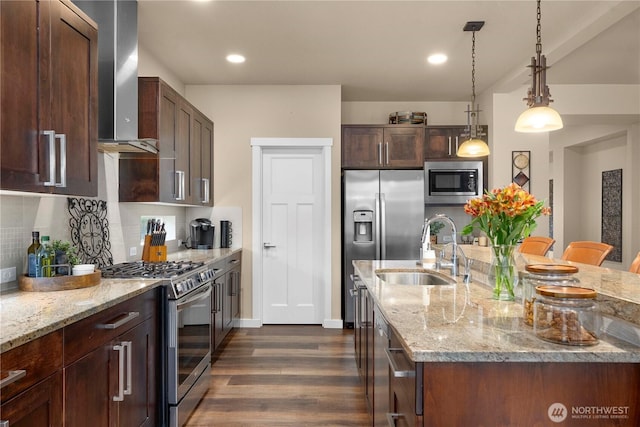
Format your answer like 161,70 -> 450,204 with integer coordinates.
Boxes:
0,329 -> 63,402
63,290 -> 156,364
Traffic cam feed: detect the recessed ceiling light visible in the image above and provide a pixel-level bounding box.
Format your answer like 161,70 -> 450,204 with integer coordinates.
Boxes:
226,54 -> 246,64
427,53 -> 447,65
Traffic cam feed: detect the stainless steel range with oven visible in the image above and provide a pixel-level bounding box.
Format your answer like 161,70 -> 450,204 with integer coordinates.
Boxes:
102,260 -> 219,427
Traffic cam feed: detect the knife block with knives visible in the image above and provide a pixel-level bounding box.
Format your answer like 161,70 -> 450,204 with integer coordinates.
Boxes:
142,219 -> 167,262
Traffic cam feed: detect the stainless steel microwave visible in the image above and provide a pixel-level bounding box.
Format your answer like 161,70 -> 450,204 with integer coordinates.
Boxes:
424,160 -> 483,204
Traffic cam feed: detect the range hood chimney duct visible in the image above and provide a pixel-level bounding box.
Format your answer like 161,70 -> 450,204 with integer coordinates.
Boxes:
73,0 -> 157,154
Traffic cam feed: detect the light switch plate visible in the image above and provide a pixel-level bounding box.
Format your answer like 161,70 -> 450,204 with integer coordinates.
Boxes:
0,267 -> 17,283
129,247 -> 137,256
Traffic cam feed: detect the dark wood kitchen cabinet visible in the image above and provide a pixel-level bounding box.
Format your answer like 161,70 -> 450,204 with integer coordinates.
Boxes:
353,283 -> 375,418
63,289 -> 159,427
0,330 -> 64,427
0,0 -> 98,196
119,77 -> 213,206
424,125 -> 488,160
212,251 -> 242,352
342,125 -> 424,169
191,110 -> 214,205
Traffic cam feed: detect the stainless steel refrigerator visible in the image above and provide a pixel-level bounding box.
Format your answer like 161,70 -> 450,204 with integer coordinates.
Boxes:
342,170 -> 424,326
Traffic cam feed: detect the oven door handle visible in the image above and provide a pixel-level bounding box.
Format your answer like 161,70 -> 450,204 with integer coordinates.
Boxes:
177,284 -> 212,311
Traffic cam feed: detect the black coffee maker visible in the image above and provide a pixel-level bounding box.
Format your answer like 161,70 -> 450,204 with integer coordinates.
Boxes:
189,218 -> 214,249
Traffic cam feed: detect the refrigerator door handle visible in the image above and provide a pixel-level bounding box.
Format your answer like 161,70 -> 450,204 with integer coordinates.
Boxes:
380,193 -> 387,260
375,193 -> 381,259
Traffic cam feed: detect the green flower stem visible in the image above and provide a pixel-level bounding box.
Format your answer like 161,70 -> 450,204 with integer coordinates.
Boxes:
491,245 -> 517,300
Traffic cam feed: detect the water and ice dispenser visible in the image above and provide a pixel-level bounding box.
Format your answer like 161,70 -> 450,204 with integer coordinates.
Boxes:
353,210 -> 373,243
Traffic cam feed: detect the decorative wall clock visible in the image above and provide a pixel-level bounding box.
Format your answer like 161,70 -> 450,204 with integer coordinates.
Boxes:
512,150 -> 531,191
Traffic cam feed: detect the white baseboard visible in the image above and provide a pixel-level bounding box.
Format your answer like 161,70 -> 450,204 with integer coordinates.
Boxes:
235,318 -> 262,328
323,319 -> 344,329
234,318 -> 344,329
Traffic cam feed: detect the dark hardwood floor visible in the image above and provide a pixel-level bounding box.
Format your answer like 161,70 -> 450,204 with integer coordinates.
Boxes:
186,325 -> 370,427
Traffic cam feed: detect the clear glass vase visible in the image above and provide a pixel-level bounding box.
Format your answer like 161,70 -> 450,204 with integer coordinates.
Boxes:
488,245 -> 518,301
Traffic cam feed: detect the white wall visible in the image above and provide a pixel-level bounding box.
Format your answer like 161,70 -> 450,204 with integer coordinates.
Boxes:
138,46 -> 186,96
184,85 -> 342,321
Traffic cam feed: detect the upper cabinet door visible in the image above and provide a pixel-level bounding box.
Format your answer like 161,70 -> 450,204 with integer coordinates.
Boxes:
383,126 -> 424,168
47,0 -> 98,196
342,125 -> 423,169
0,1 -> 41,191
342,126 -> 384,168
0,0 -> 97,196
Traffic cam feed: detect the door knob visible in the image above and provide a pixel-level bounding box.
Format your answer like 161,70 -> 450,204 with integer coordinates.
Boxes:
263,243 -> 276,248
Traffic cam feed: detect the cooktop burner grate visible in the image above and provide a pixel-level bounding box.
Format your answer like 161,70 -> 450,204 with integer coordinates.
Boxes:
101,260 -> 205,279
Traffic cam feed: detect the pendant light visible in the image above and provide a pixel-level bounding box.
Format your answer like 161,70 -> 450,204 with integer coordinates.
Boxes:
457,21 -> 490,158
515,0 -> 563,133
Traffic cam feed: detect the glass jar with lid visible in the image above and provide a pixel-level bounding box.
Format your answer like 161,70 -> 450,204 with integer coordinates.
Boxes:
533,285 -> 600,346
522,264 -> 579,326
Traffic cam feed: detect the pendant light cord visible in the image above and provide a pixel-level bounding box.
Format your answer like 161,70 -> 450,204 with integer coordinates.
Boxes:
536,0 -> 542,55
471,30 -> 476,106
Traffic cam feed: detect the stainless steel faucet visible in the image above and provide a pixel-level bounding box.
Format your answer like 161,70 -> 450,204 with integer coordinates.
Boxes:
422,214 -> 472,283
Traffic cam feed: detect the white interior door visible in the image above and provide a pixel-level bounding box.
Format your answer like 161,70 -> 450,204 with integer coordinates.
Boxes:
260,146 -> 325,324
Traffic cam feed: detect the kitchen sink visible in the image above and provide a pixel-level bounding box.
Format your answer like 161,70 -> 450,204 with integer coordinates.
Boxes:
375,269 -> 455,286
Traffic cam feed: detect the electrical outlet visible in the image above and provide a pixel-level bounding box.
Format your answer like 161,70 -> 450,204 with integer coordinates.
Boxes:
0,267 -> 17,283
129,247 -> 137,256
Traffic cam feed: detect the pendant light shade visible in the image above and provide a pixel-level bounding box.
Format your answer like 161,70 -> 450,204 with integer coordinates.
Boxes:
514,105 -> 563,132
458,136 -> 491,157
458,21 -> 489,158
515,0 -> 563,133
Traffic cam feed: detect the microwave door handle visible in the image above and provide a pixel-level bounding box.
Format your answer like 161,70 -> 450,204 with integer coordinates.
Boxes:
375,193 -> 381,260
380,193 -> 387,260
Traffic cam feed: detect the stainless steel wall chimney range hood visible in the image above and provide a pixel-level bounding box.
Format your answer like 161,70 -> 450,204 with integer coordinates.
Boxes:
73,0 -> 158,154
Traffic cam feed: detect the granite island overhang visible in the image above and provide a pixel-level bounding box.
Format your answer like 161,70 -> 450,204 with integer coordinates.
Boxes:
353,258 -> 640,364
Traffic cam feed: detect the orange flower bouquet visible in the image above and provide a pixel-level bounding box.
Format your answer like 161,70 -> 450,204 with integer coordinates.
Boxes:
462,183 -> 551,300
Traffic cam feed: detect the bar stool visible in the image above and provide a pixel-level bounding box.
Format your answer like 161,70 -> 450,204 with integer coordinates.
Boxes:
518,236 -> 555,256
629,252 -> 640,274
561,241 -> 613,266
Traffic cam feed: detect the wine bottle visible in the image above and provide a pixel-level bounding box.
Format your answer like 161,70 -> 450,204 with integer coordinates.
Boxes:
27,231 -> 41,277
38,236 -> 54,277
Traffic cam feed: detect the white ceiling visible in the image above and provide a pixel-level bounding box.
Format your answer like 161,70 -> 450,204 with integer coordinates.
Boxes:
138,0 -> 640,102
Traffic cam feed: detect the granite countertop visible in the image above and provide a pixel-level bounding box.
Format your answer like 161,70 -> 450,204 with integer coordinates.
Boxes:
353,256 -> 640,364
0,248 -> 241,354
463,245 -> 640,326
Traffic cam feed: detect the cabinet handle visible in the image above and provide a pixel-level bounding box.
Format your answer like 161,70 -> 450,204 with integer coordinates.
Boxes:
98,311 -> 140,330
385,141 -> 389,164
448,136 -> 452,156
0,369 -> 26,389
454,136 -> 459,153
175,170 -> 185,201
263,242 -> 276,248
378,142 -> 383,165
57,133 -> 67,187
123,341 -> 133,396
113,344 -> 125,401
43,130 -> 56,186
386,412 -> 404,426
385,348 -> 416,378
202,178 -> 210,203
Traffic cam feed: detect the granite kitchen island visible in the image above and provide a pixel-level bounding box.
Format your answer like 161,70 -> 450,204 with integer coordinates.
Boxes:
353,255 -> 640,426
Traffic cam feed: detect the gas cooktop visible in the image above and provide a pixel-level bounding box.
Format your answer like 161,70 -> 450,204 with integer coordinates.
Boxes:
101,260 -> 205,279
